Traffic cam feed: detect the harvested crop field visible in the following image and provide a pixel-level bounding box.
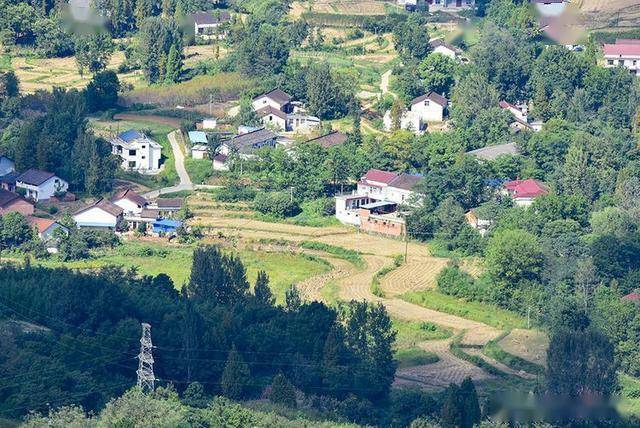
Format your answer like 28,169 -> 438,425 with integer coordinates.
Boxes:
498,329 -> 549,367
578,0 -> 640,29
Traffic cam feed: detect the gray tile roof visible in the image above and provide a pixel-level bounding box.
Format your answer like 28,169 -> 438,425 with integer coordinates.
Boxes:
74,198 -> 123,217
191,11 -> 231,25
156,198 -> 183,209
306,131 -> 348,148
389,173 -> 422,191
16,169 -> 56,186
411,91 -> 448,107
228,128 -> 277,153
0,189 -> 21,207
254,89 -> 291,105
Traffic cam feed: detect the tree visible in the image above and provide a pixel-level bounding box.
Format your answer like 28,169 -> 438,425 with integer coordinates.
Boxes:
221,345 -> 251,400
390,98 -> 405,131
485,229 -> 543,308
164,42 -> 183,84
547,328 -> 618,400
285,284 -> 302,311
0,212 -> 34,248
188,245 -> 249,305
236,24 -> 289,77
450,72 -> 500,128
85,70 -> 120,112
440,378 -> 481,428
234,97 -> 260,127
138,17 -> 182,83
268,373 -> 296,408
393,14 -> 431,62
306,62 -> 353,120
253,270 -> 274,305
418,53 -> 457,97
74,30 -> 114,76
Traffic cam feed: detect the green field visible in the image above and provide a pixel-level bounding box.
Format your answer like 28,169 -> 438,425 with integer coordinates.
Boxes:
619,374 -> 640,417
32,241 -> 330,302
402,290 -> 527,330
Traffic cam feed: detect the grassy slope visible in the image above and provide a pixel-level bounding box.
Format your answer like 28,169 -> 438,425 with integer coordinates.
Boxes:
33,241 -> 329,302
402,289 -> 527,330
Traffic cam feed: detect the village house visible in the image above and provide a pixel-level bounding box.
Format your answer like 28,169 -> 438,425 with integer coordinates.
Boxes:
220,128 -> 278,160
502,178 -> 549,207
16,169 -> 68,202
305,131 -> 349,148
0,156 -> 14,176
212,154 -> 229,171
410,92 -> 448,124
26,216 -> 68,252
0,189 -> 34,216
190,11 -> 231,39
252,89 -> 293,113
603,39 -> 640,77
498,100 -> 539,132
425,0 -> 475,11
201,118 -> 217,130
257,106 -> 288,131
429,39 -> 462,60
189,131 -> 210,159
73,199 -> 123,229
531,0 -> 567,16
0,171 -> 18,192
111,130 -> 162,173
111,188 -> 148,216
466,142 -> 520,161
252,89 -> 320,133
147,198 -> 184,218
335,169 -> 422,236
383,92 -> 448,134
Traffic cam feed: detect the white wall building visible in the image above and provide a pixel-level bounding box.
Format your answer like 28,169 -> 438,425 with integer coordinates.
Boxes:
73,199 -> 123,229
336,169 -> 422,226
410,92 -> 447,124
190,11 -> 231,39
604,39 -> 640,77
111,130 -> 162,173
111,188 -> 147,216
252,89 -> 292,113
16,169 -> 68,202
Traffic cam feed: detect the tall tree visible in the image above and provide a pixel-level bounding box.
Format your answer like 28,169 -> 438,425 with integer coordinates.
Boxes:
74,30 -> 114,76
221,345 -> 251,400
253,270 -> 274,305
164,42 -> 183,84
188,245 -> 249,305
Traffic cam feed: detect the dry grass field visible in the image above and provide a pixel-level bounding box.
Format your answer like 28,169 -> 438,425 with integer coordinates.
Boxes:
310,0 -> 392,15
2,45 -> 225,93
578,0 -> 640,29
498,329 -> 549,367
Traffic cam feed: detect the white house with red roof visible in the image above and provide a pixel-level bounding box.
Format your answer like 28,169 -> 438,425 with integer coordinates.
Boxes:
603,39 -> 640,77
502,179 -> 549,207
335,169 -> 422,227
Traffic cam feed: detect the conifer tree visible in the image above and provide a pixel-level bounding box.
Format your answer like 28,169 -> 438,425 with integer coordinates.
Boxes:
459,378 -> 481,428
165,42 -> 183,84
221,345 -> 250,400
254,270 -> 274,305
285,284 -> 302,311
268,373 -> 297,408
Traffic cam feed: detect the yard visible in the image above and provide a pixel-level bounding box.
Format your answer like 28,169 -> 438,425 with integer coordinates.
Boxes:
30,240 -> 330,303
89,117 -> 178,190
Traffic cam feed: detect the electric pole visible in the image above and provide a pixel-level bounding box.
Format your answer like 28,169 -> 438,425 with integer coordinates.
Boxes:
136,323 -> 156,393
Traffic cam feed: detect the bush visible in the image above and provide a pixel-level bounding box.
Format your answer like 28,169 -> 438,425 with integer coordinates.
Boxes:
214,185 -> 257,202
268,373 -> 297,408
436,264 -> 487,301
253,192 -> 301,218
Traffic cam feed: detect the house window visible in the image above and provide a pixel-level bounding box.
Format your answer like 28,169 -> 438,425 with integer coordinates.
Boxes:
607,59 -> 614,65
128,161 -> 136,168
634,60 -> 637,66
619,60 -> 624,65
142,156 -> 146,159
424,100 -> 430,106
142,145 -> 146,149
129,149 -> 137,156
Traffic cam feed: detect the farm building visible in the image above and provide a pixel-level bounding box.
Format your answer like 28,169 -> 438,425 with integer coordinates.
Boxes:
73,199 -> 124,229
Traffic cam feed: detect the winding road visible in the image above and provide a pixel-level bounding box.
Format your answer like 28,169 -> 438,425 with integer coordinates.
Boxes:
143,130 -> 193,199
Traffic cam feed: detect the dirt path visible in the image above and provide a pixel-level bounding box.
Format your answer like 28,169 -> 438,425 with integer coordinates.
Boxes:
144,130 -> 194,198
380,69 -> 396,98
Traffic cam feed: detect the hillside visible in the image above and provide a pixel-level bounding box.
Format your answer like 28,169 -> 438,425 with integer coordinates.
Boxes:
578,0 -> 640,29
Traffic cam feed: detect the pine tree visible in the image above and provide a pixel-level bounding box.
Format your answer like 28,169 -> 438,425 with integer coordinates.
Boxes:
158,51 -> 167,84
221,345 -> 250,400
268,373 -> 297,408
188,245 -> 249,305
349,98 -> 362,146
459,378 -> 481,428
285,285 -> 302,311
441,384 -> 462,428
390,98 -> 404,131
254,270 -> 274,305
164,42 -> 183,84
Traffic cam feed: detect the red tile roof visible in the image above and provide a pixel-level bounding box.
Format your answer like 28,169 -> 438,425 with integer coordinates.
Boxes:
362,169 -> 398,185
503,179 -> 549,199
603,43 -> 640,57
499,100 -> 519,110
623,292 -> 640,302
26,216 -> 58,234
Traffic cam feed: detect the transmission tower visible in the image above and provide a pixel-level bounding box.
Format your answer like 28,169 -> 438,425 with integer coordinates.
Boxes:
136,323 -> 155,393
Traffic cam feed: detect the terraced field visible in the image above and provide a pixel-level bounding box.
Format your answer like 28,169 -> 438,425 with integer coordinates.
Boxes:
188,192 -> 546,390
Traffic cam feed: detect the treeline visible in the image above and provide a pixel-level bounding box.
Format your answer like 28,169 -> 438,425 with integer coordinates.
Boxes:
0,70 -> 119,194
0,245 -> 397,422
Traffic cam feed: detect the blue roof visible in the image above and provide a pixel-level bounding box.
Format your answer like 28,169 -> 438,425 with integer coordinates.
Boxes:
188,131 -> 208,144
118,129 -> 144,143
153,219 -> 182,228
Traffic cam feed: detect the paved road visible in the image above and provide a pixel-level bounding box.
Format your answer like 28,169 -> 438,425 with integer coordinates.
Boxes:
143,130 -> 193,199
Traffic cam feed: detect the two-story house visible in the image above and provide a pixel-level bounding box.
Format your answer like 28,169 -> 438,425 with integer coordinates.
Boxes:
16,169 -> 68,202
111,130 -> 162,173
190,11 -> 231,39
